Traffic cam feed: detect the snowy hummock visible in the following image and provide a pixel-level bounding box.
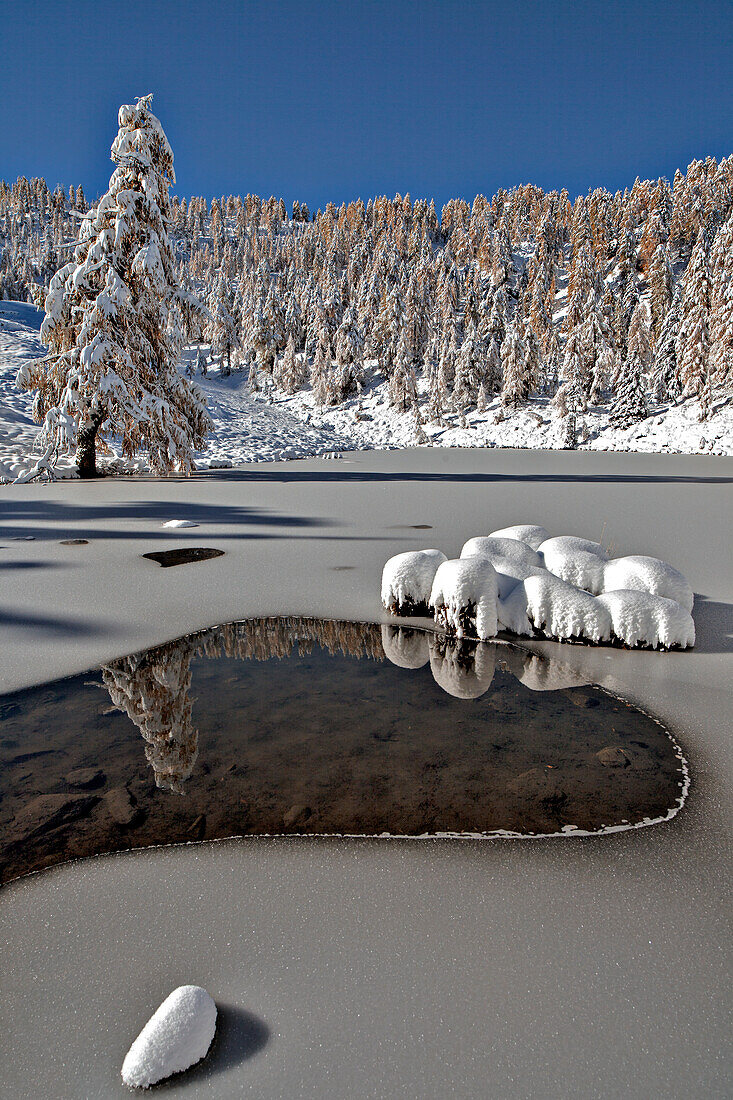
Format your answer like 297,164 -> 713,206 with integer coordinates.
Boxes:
500,573 -> 613,643
460,535 -> 545,598
121,985 -> 217,1089
597,590 -> 696,649
539,535 -> 609,594
429,557 -> 499,641
602,554 -> 695,613
161,519 -> 199,529
380,625 -> 430,668
381,549 -> 447,615
488,524 -> 550,551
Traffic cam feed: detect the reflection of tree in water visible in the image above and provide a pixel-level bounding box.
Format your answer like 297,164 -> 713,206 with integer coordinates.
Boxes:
102,642 -> 199,794
102,618 -> 385,792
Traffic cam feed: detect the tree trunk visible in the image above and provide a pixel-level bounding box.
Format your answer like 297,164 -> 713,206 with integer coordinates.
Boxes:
76,411 -> 105,479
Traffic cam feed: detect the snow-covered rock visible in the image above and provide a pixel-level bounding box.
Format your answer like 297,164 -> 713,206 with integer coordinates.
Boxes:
162,519 -> 199,529
539,535 -> 609,594
380,625 -> 430,668
381,549 -> 447,615
460,535 -> 545,598
429,557 -> 499,640
121,985 -> 217,1089
602,554 -> 694,613
597,590 -> 695,648
429,637 -> 496,698
501,573 -> 612,643
488,524 -> 550,551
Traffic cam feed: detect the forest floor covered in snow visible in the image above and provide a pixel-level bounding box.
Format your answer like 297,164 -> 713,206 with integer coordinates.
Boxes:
1,300 -> 732,482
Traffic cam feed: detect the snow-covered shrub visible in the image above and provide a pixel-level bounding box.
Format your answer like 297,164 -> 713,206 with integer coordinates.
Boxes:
602,555 -> 694,613
501,573 -> 612,643
428,636 -> 496,698
489,524 -> 550,551
539,535 -> 608,594
429,557 -> 499,640
460,535 -> 545,598
380,625 -> 430,668
381,549 -> 447,615
597,590 -> 695,649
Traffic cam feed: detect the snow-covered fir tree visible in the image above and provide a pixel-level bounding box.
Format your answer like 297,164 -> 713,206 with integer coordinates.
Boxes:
17,96 -> 210,476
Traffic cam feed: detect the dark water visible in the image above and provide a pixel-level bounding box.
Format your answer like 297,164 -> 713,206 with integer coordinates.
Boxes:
0,618 -> 687,883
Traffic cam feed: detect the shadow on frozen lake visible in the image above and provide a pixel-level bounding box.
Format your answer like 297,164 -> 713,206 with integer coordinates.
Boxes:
0,618 -> 688,883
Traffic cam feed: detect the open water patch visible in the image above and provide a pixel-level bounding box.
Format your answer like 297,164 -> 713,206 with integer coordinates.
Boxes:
0,618 -> 688,883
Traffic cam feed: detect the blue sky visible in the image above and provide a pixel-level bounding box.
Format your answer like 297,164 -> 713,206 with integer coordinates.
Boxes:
1,0 -> 731,210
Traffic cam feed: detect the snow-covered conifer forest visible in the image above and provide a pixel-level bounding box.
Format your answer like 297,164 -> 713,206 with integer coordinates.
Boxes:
2,135 -> 733,477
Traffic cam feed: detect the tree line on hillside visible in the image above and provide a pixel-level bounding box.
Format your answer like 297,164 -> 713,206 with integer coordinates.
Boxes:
2,110 -> 732,474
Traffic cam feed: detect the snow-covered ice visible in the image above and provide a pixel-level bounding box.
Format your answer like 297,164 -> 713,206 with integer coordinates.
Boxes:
121,984 -> 217,1089
597,590 -> 695,649
602,554 -> 695,613
430,557 -> 499,641
539,535 -> 609,594
381,549 -> 447,614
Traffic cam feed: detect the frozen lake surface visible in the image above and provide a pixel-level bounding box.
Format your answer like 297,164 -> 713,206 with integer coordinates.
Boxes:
0,448 -> 730,1098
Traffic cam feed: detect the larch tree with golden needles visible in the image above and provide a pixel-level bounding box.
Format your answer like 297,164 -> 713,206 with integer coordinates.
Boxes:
18,95 -> 211,477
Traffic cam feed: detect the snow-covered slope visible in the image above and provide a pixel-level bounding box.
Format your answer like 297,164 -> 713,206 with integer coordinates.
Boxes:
1,301 -> 731,480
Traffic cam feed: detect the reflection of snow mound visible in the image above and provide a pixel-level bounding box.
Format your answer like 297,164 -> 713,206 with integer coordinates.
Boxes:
430,557 -> 499,640
507,573 -> 613,643
381,549 -> 447,613
516,653 -> 591,691
489,524 -> 550,551
461,536 -> 545,598
597,590 -> 696,648
429,637 -> 496,698
381,625 -> 430,668
539,535 -> 608,594
602,555 -> 694,613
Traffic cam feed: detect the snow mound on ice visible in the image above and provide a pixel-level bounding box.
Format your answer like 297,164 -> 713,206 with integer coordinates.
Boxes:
460,535 -> 545,598
429,638 -> 496,698
381,625 -> 430,668
162,519 -> 199,529
489,524 -> 550,551
381,549 -> 447,614
121,985 -> 217,1089
539,535 -> 608,594
502,573 -> 612,643
597,590 -> 695,649
602,555 -> 694,613
430,557 -> 499,640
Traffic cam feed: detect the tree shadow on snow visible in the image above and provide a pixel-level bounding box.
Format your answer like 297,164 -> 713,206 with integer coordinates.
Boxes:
201,468 -> 733,487
0,607 -> 124,639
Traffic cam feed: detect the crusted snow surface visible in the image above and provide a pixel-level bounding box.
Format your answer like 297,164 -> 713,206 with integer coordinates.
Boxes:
488,524 -> 550,551
539,535 -> 609,594
430,557 -> 499,641
460,535 -> 545,598
121,984 -> 217,1089
381,549 -> 447,613
380,625 -> 430,669
603,555 -> 695,613
429,638 -> 496,699
597,590 -> 695,648
502,573 -> 613,643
